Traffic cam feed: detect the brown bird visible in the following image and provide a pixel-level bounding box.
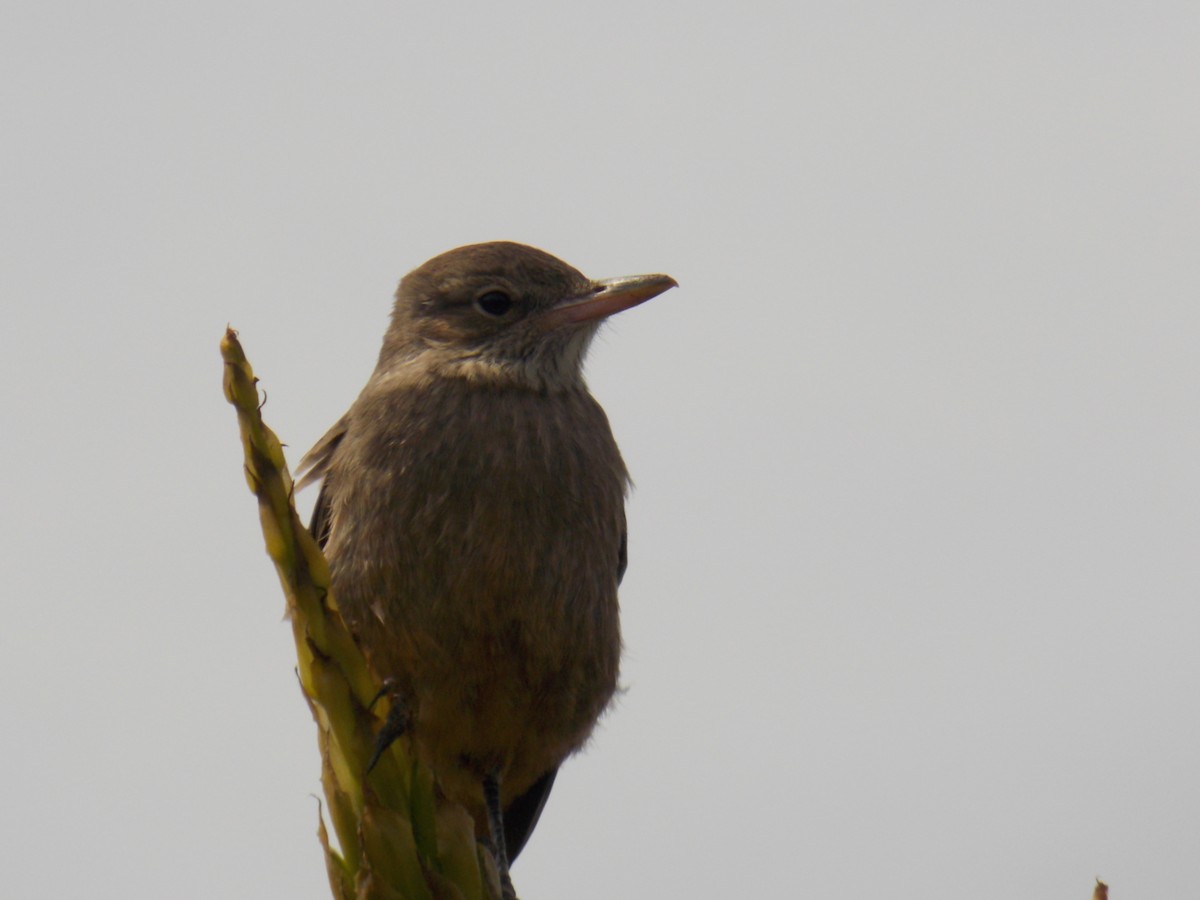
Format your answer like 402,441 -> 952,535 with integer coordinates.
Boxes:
296,241 -> 676,895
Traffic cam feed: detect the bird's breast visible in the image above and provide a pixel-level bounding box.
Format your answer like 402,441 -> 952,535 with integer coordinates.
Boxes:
324,379 -> 629,789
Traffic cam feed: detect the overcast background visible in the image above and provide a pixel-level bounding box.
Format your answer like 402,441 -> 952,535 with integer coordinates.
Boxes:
3,2 -> 1198,898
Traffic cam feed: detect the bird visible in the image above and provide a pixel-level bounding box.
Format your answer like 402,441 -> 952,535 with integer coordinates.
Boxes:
295,241 -> 676,896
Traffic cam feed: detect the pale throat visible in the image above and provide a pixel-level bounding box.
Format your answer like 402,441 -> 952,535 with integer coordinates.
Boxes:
425,326 -> 599,393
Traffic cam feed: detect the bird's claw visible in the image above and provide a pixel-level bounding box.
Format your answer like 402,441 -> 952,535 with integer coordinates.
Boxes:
365,686 -> 409,774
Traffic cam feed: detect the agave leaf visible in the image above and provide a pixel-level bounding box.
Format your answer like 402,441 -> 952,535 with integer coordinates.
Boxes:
222,328 -> 491,899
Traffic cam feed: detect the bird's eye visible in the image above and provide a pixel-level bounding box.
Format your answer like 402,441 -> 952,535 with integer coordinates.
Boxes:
475,290 -> 513,317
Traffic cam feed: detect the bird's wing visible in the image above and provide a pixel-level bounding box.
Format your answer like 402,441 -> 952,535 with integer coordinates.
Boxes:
294,416 -> 348,493
310,477 -> 334,549
295,417 -> 348,547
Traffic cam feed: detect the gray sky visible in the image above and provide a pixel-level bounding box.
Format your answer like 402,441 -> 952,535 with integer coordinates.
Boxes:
3,2 -> 1198,898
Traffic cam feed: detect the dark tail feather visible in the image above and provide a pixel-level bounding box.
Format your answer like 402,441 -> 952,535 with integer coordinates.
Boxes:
504,766 -> 558,862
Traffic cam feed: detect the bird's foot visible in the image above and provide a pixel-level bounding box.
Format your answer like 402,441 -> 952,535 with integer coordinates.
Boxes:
365,682 -> 410,774
483,769 -> 518,899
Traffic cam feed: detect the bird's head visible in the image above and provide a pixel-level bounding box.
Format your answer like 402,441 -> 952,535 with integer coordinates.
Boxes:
376,242 -> 677,391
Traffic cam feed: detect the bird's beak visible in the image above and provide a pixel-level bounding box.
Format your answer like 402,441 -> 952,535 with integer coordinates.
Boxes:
539,274 -> 678,330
